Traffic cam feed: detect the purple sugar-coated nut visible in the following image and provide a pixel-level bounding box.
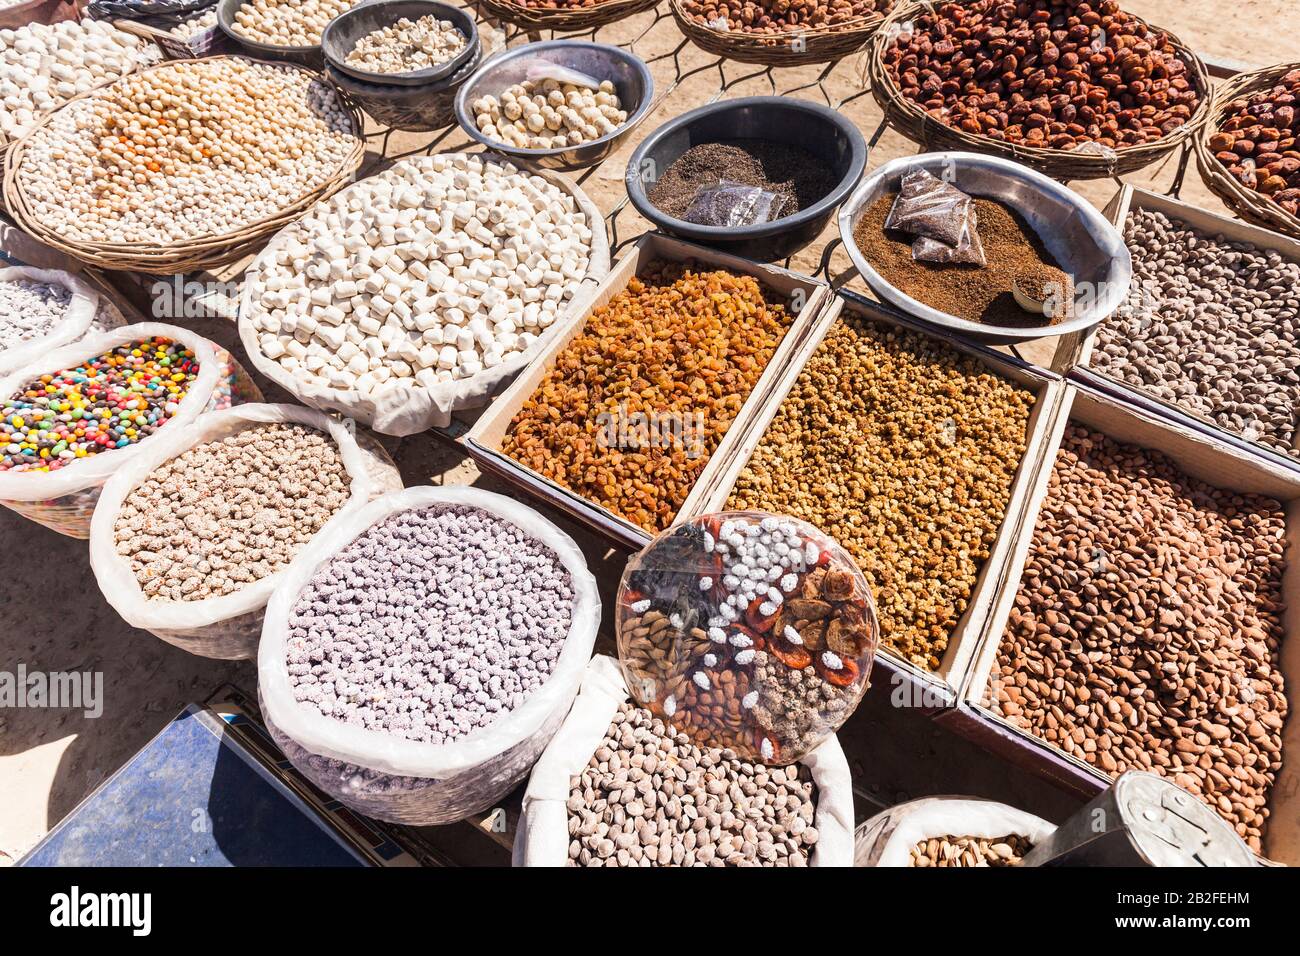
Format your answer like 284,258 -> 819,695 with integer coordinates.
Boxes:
287,503 -> 574,746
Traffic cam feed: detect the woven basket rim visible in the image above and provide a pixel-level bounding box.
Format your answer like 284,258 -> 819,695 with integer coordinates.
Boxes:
670,0 -> 891,39
1193,60 -> 1300,237
866,0 -> 1212,177
475,0 -> 661,31
670,0 -> 888,65
2,55 -> 365,270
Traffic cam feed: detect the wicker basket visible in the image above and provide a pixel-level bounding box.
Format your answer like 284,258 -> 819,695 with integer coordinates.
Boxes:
475,0 -> 661,33
1194,62 -> 1300,240
2,56 -> 365,275
866,1 -> 1212,180
112,14 -> 227,61
671,0 -> 889,67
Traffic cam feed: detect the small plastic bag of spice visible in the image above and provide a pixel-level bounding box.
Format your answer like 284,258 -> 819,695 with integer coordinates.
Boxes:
884,169 -> 974,247
912,208 -> 987,266
683,180 -> 790,228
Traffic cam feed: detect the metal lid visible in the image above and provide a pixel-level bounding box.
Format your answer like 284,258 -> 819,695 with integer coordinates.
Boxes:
1114,772 -> 1255,867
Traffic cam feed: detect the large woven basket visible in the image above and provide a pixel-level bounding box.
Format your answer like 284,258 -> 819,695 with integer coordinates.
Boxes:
2,56 -> 365,275
671,0 -> 890,67
1194,61 -> 1300,240
866,1 -> 1212,180
111,14 -> 228,61
474,0 -> 661,33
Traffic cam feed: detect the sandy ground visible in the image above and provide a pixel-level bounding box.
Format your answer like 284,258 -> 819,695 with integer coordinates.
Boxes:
1,0 -> 1297,864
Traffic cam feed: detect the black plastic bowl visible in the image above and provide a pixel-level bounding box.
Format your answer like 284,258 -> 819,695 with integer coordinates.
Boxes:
626,97 -> 868,262
322,0 -> 477,88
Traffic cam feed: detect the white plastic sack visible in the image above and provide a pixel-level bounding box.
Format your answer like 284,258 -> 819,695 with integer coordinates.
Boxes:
236,153 -> 611,436
257,485 -> 601,825
88,403 -> 404,661
854,796 -> 1057,867
514,655 -> 856,867
0,267 -> 103,377
0,322 -> 258,538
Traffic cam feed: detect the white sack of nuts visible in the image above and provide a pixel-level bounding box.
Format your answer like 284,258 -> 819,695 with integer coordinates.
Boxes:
853,796 -> 1056,867
514,655 -> 856,867
345,15 -> 466,75
0,18 -> 144,144
88,403 -> 403,661
257,485 -> 601,825
238,153 -> 609,435
0,267 -> 102,377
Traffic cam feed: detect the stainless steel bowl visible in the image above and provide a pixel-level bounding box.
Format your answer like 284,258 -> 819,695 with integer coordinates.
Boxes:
837,152 -> 1132,344
453,41 -> 654,172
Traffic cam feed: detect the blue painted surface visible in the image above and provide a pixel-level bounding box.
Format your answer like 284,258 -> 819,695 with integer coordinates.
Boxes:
21,705 -> 369,867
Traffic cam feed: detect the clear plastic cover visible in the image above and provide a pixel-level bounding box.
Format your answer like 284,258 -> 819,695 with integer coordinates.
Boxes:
682,180 -> 790,228
616,511 -> 879,765
884,168 -> 974,247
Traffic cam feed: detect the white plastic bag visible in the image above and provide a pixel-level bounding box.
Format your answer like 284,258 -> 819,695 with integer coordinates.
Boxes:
257,485 -> 601,825
854,796 -> 1056,867
514,655 -> 856,867
0,267 -> 105,377
88,403 -> 404,660
0,322 -> 259,538
236,153 -> 611,436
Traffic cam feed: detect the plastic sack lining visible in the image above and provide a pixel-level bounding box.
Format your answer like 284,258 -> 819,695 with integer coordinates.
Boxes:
854,796 -> 1057,867
0,267 -> 102,377
257,485 -> 601,825
89,403 -> 403,660
0,324 -> 260,538
513,655 -> 856,867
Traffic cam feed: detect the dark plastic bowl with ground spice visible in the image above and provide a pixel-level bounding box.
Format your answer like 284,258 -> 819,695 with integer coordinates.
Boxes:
838,152 -> 1131,343
626,97 -> 867,263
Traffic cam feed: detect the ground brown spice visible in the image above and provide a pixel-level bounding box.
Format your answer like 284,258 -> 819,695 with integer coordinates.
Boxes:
853,193 -> 1074,327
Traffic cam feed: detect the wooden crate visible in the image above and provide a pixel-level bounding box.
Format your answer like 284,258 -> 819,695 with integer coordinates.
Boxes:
463,232 -> 832,552
1051,184 -> 1300,475
692,290 -> 1066,708
952,380 -> 1300,864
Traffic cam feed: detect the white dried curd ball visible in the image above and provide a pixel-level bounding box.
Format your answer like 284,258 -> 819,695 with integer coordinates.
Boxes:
344,15 -> 466,75
0,19 -> 144,142
248,154 -> 596,396
231,0 -> 356,47
472,78 -> 629,151
15,57 -> 359,245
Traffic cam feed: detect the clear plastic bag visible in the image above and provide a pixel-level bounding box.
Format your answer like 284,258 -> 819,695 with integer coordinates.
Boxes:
88,404 -> 403,661
853,797 -> 1056,867
616,511 -> 879,765
885,168 -> 974,246
0,324 -> 260,539
683,180 -> 790,228
514,655 -> 856,867
912,207 -> 987,266
257,486 -> 601,825
519,59 -> 603,91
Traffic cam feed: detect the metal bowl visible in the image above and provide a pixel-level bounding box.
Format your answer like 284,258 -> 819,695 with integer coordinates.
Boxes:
625,96 -> 868,263
321,0 -> 477,88
324,39 -> 480,132
217,0 -> 324,67
838,152 -> 1132,344
454,40 -> 654,171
